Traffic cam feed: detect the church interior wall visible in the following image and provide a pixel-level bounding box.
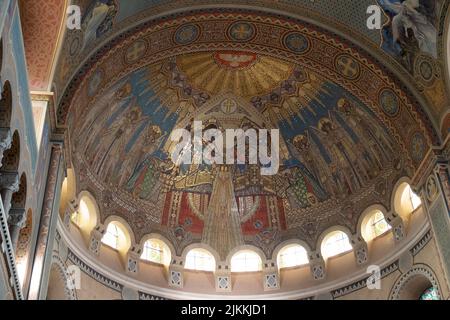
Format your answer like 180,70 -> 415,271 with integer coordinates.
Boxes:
1,0 -> 450,301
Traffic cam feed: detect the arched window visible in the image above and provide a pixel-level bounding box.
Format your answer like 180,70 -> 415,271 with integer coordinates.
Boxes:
70,209 -> 81,227
395,183 -> 422,219
420,287 -> 440,300
362,211 -> 391,242
185,249 -> 215,272
230,250 -> 262,272
401,184 -> 421,212
102,222 -> 126,250
141,239 -> 171,266
70,194 -> 99,237
277,244 -> 309,268
321,231 -> 352,259
71,197 -> 90,227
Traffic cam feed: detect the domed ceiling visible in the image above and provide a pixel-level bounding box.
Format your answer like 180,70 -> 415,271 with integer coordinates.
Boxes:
58,5 -> 444,258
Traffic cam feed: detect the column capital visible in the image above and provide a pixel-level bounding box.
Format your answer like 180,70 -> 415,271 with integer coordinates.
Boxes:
412,136 -> 450,189
7,208 -> 26,228
0,128 -> 12,151
0,172 -> 19,192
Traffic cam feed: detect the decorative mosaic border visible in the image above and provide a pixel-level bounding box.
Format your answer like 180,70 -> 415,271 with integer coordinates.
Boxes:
331,261 -> 399,299
57,8 -> 438,148
61,226 -> 434,300
410,230 -> 432,257
67,249 -> 123,293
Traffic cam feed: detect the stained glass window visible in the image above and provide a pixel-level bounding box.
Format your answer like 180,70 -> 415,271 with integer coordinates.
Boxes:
420,287 -> 440,300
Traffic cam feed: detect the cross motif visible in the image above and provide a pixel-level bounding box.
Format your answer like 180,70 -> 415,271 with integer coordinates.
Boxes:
337,56 -> 359,78
232,24 -> 253,40
221,99 -> 236,114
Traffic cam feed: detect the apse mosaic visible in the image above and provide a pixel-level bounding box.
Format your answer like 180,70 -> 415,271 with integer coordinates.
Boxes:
70,48 -> 414,257
60,6 -> 442,258
57,1 -> 449,129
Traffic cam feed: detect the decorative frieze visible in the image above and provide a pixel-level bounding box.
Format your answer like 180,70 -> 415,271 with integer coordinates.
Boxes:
332,261 -> 399,299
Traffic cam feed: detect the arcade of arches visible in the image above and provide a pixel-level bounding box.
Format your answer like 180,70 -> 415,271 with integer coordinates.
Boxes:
0,0 -> 450,300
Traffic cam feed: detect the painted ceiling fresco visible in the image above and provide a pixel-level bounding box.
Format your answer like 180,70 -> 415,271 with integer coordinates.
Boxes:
58,6 -> 445,258
71,53 -> 407,257
55,0 -> 449,132
18,0 -> 66,91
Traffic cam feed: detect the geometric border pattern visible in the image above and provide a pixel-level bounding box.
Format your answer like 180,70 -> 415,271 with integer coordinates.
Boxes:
389,264 -> 442,300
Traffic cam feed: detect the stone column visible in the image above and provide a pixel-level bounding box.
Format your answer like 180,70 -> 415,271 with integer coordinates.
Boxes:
414,138 -> 450,290
215,261 -> 231,292
262,259 -> 280,291
7,208 -> 26,249
351,236 -> 369,265
309,251 -> 326,281
126,247 -> 140,275
422,167 -> 450,288
0,128 -> 12,168
88,227 -> 104,256
390,216 -> 406,243
168,257 -> 184,288
0,172 -> 19,217
28,144 -> 64,300
63,199 -> 78,229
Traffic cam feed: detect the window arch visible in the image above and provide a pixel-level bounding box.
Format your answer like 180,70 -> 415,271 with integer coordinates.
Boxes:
394,182 -> 422,219
0,80 -> 12,130
420,287 -> 440,300
0,40 -> 3,74
1,130 -> 20,172
401,184 -> 421,212
230,250 -> 262,272
10,173 -> 27,248
70,192 -> 98,236
101,221 -> 130,253
390,265 -> 441,300
141,239 -> 171,266
361,210 -> 391,242
185,248 -> 216,272
16,208 -> 32,286
277,244 -> 309,268
59,168 -> 77,217
321,231 -> 352,259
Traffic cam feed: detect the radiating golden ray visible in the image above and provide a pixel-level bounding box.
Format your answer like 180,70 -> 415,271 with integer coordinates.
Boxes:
177,51 -> 294,98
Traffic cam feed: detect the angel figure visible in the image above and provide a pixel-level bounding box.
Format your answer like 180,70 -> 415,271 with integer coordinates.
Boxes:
380,0 -> 437,58
81,0 -> 117,52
